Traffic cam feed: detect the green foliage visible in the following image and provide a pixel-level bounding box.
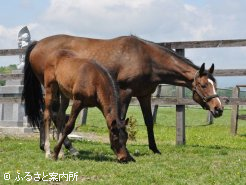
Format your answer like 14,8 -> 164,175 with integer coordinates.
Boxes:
0,64 -> 17,86
127,116 -> 138,141
0,64 -> 17,74
217,88 -> 232,97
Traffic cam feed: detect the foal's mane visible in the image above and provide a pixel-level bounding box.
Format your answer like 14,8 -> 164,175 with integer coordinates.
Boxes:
92,61 -> 121,115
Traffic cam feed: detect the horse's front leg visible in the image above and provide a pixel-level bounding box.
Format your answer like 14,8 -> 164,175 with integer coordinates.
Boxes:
53,100 -> 83,160
137,95 -> 161,154
119,89 -> 132,120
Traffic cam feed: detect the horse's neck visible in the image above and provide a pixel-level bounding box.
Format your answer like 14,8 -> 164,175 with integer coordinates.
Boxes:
99,91 -> 120,126
97,75 -> 120,125
152,51 -> 198,89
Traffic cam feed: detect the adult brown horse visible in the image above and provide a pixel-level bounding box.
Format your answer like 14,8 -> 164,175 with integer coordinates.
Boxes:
22,44 -> 134,162
23,35 -> 223,155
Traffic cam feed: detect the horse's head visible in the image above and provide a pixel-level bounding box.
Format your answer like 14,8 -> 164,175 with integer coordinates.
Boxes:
192,63 -> 223,118
109,118 -> 135,163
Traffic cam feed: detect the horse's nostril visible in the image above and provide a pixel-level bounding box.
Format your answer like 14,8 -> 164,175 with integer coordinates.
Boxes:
215,107 -> 223,115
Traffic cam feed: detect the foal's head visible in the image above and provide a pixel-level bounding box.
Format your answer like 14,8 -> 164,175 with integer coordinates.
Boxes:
192,63 -> 223,118
109,118 -> 135,162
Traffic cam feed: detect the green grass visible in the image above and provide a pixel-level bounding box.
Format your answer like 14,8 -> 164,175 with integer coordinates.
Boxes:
0,106 -> 246,184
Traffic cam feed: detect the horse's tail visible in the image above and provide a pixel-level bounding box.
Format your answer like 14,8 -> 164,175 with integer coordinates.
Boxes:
22,41 -> 44,128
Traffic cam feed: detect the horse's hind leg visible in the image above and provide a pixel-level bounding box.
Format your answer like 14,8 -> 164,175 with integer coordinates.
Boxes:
43,84 -> 57,158
39,116 -> 45,151
54,100 -> 83,160
137,95 -> 161,154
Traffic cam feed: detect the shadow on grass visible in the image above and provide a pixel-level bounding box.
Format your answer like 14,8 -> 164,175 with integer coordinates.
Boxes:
190,144 -> 230,150
128,143 -> 155,157
65,141 -> 152,161
239,133 -> 246,137
64,140 -> 116,162
75,150 -> 115,162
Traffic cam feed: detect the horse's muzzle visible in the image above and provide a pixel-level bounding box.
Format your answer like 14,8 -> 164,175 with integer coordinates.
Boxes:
211,107 -> 223,118
117,153 -> 136,163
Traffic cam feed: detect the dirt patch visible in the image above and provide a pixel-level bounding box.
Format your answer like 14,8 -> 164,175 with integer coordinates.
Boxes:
0,129 -> 109,143
68,132 -> 109,143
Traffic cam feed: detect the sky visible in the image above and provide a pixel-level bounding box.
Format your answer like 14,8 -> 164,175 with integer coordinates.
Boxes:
0,0 -> 246,87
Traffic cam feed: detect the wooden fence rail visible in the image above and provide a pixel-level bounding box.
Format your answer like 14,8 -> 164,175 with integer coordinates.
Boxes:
1,69 -> 246,79
0,73 -> 23,81
158,39 -> 246,49
1,38 -> 246,56
0,48 -> 25,56
0,92 -> 246,105
0,38 -> 246,144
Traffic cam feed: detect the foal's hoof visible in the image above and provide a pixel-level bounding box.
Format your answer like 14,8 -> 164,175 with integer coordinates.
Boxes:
52,153 -> 59,161
127,155 -> 136,162
58,152 -> 65,160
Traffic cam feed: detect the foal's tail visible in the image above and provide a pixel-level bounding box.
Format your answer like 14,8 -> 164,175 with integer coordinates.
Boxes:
22,41 -> 44,128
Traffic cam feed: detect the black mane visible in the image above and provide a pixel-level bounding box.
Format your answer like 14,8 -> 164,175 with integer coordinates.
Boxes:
131,35 -> 199,70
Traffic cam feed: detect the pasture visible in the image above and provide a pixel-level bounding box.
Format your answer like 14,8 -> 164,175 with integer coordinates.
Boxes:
0,106 -> 246,185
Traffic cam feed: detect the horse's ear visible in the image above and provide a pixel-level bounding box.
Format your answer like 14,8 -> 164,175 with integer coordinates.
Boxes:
208,63 -> 214,74
199,63 -> 205,75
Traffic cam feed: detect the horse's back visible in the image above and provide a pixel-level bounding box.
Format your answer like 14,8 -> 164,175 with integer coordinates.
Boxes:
30,34 -> 154,96
30,34 -> 127,69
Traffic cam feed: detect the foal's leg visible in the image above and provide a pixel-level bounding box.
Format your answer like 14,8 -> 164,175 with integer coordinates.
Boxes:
56,95 -> 79,158
53,100 -> 83,160
137,95 -> 161,154
39,99 -> 78,155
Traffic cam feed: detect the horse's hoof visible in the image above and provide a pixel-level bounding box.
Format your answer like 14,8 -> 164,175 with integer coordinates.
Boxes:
70,148 -> 79,156
150,147 -> 161,154
40,145 -> 45,151
45,153 -> 52,159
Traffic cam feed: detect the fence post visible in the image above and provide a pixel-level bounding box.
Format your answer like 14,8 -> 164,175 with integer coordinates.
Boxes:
231,86 -> 239,135
175,49 -> 186,145
152,85 -> 162,123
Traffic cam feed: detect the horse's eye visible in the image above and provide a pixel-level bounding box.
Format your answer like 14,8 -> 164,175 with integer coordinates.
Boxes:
201,84 -> 207,89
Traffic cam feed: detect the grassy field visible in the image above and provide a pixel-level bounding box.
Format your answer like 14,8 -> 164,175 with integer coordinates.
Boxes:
0,106 -> 246,185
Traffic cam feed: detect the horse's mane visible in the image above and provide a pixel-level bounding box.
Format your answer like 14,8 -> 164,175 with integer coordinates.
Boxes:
130,35 -> 199,70
131,35 -> 217,82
